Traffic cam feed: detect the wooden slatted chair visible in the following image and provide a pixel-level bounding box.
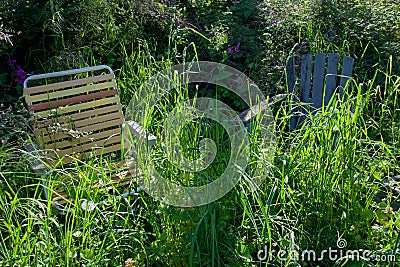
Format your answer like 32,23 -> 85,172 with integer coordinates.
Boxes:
240,53 -> 354,130
23,65 -> 156,211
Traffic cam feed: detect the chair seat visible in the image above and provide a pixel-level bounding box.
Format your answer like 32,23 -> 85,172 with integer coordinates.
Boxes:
48,158 -> 140,207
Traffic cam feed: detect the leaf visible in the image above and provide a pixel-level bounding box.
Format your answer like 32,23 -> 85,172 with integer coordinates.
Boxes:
83,248 -> 95,260
362,209 -> 374,220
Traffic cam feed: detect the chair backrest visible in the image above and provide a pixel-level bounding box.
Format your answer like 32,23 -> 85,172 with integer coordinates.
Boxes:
286,53 -> 354,129
24,65 -> 124,164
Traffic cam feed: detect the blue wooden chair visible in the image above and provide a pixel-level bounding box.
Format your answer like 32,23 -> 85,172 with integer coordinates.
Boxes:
240,53 -> 354,130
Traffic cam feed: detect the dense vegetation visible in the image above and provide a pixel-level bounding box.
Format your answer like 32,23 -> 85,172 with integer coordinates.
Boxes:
1,0 -> 399,266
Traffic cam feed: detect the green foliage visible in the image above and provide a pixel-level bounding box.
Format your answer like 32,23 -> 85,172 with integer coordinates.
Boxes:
258,0 -> 400,89
0,0 -> 173,72
1,0 -> 400,266
1,0 -> 399,96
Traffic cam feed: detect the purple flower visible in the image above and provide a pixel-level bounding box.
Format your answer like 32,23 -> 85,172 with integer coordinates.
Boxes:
234,43 -> 240,53
227,43 -> 240,55
7,59 -> 33,85
227,44 -> 233,54
272,21 -> 277,26
15,65 -> 27,85
7,59 -> 16,67
16,77 -> 25,85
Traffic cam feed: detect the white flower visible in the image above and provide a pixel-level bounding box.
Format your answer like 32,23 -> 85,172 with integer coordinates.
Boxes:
72,230 -> 82,237
81,199 -> 96,212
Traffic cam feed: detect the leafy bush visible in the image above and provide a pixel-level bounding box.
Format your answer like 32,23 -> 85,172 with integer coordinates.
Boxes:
0,0 -> 173,73
1,1 -> 400,266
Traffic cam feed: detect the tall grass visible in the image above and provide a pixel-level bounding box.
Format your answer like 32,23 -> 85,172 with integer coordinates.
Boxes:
1,50 -> 399,266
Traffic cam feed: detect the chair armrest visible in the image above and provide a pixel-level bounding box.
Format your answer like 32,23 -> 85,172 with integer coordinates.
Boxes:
24,143 -> 62,211
24,143 -> 48,175
239,94 -> 289,124
124,120 -> 157,150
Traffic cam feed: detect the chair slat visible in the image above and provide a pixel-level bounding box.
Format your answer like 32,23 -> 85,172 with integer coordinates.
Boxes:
299,54 -> 312,102
79,117 -> 124,134
298,54 -> 312,125
36,112 -> 123,132
35,104 -> 122,129
339,56 -> 355,100
311,53 -> 326,108
56,135 -> 121,157
35,132 -> 70,146
23,73 -> 115,95
75,112 -> 122,128
325,53 -> 339,107
33,96 -> 120,118
28,89 -> 118,112
26,81 -> 116,103
38,124 -> 122,146
286,57 -> 296,93
35,117 -> 123,141
60,143 -> 122,164
44,128 -> 121,150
